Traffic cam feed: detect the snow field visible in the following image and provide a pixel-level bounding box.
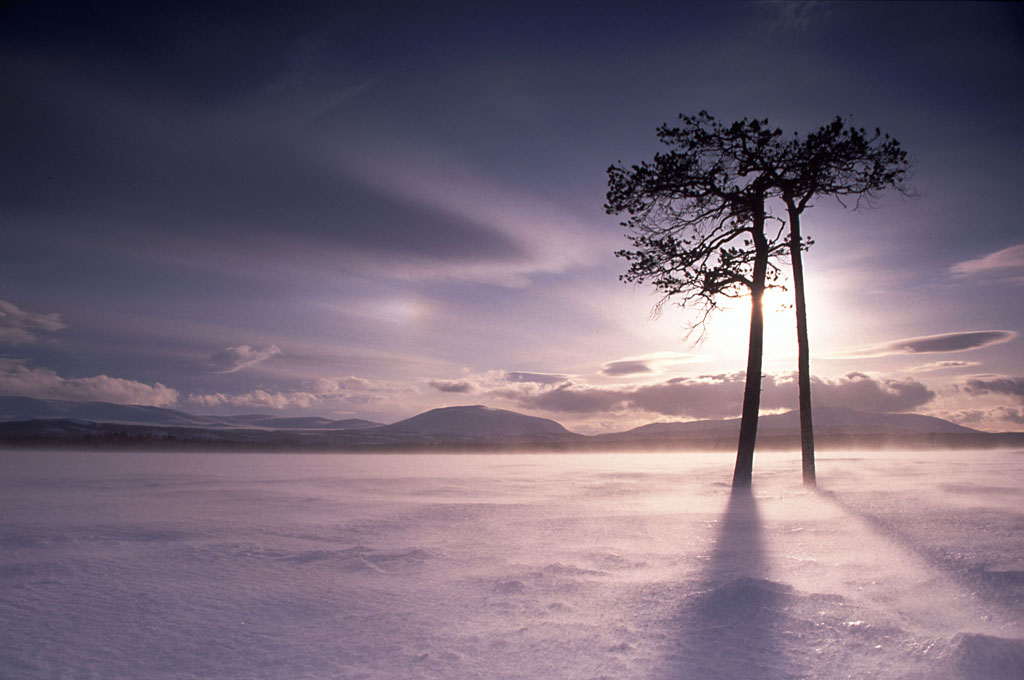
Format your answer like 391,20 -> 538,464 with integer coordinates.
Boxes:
1,449 -> 1022,679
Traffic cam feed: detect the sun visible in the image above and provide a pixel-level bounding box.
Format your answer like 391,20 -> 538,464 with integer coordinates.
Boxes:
702,286 -> 801,365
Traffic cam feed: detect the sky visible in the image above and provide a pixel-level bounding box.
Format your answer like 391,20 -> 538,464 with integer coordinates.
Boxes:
1,0 -> 1022,434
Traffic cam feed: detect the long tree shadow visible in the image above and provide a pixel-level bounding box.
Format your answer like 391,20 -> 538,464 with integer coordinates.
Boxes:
818,488 -> 1024,627
656,488 -> 795,680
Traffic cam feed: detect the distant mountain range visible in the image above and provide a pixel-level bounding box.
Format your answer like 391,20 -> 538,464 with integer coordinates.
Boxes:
1,396 -> 1021,451
598,406 -> 977,441
0,396 -> 379,430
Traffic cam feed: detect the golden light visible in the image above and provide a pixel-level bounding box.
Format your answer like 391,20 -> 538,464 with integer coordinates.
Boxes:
703,286 -> 801,365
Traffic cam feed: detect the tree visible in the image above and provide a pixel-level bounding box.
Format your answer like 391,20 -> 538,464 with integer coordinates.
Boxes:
765,119 -> 913,487
605,113 -> 790,487
607,112 -> 912,489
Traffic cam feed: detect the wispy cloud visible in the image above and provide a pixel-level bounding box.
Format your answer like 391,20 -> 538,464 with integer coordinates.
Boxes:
329,143 -> 614,286
764,0 -> 832,32
0,360 -> 178,406
209,344 -> 282,373
831,330 -> 1016,358
950,243 -> 1024,282
0,299 -> 66,344
505,372 -> 567,385
910,360 -> 980,372
601,352 -> 702,377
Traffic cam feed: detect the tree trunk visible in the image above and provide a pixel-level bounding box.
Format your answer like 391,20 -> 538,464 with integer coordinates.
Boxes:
733,214 -> 769,488
787,201 -> 816,487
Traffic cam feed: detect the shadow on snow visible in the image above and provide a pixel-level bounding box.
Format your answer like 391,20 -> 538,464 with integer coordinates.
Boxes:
656,488 -> 796,680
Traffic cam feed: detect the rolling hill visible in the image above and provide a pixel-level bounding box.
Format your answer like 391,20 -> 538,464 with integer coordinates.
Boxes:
2,398 -> 1020,451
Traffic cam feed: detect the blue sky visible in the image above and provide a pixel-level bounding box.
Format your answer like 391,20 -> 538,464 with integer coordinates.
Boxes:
1,1 -> 1022,432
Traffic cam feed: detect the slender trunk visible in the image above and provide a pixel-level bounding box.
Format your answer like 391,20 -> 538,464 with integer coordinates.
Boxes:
786,200 -> 816,487
733,212 -> 769,488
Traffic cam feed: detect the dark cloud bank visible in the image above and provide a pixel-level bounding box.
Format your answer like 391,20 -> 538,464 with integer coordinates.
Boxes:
493,372 -> 936,421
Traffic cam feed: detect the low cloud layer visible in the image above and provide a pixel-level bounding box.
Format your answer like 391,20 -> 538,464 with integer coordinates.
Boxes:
964,376 -> 1024,401
0,360 -> 178,406
189,376 -> 385,411
836,330 -> 1016,358
0,299 -> 66,344
941,405 -> 1024,430
500,371 -> 935,420
505,372 -> 567,385
428,380 -> 475,394
209,344 -> 282,373
190,389 -> 320,410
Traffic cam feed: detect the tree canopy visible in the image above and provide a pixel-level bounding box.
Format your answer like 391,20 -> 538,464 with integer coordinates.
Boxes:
606,111 -> 912,487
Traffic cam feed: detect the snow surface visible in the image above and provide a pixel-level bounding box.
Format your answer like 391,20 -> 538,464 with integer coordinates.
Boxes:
1,448 -> 1023,679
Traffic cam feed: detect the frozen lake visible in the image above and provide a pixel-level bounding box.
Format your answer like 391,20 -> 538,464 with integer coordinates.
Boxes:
2,448 -> 1023,679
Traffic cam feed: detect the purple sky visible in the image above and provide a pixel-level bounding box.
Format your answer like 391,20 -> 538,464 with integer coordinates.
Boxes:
2,1 -> 1022,433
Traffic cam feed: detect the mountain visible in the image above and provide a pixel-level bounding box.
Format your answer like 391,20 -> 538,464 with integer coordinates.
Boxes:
211,415 -> 378,430
375,405 -> 573,438
2,398 -> 1019,451
609,406 -> 979,442
0,396 -> 379,430
765,406 -> 977,435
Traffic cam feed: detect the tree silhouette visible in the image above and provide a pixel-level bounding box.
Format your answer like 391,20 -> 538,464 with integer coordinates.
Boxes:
606,113 -> 790,487
766,119 -> 913,487
607,112 -> 912,488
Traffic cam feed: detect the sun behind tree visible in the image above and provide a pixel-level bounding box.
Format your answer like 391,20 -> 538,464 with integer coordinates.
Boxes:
606,112 -> 912,487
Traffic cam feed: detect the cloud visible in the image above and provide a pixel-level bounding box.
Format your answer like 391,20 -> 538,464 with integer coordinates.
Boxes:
602,361 -> 652,377
963,376 -> 1024,401
428,380 -> 475,394
504,371 -> 934,420
189,389 -> 320,410
911,360 -> 980,372
993,407 -> 1024,425
3,60 -> 530,285
188,375 -> 387,411
505,372 -> 567,385
766,0 -> 832,32
805,373 -> 934,413
601,352 -> 703,377
312,376 -> 373,393
940,406 -> 1024,430
940,409 -> 988,425
425,370 -> 567,397
0,360 -> 178,406
514,382 -> 631,414
950,243 -> 1024,280
209,344 -> 282,373
834,330 -> 1016,358
0,299 -> 66,344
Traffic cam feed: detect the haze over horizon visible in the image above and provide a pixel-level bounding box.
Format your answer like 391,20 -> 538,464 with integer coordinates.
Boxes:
2,1 -> 1023,434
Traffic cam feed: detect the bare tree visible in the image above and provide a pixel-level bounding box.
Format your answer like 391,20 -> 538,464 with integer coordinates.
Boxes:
606,113 -> 789,487
765,119 -> 913,487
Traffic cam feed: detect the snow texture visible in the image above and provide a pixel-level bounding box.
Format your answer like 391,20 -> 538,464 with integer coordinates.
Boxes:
1,448 -> 1022,679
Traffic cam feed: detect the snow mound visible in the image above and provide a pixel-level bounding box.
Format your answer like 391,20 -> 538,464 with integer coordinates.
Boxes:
949,633 -> 1024,680
692,576 -> 793,616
